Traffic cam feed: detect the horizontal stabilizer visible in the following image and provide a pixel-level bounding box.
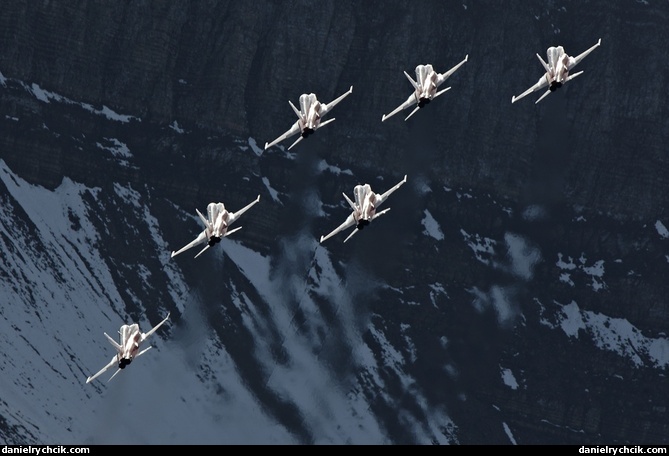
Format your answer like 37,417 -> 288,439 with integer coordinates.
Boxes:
136,346 -> 152,359
566,70 -> 584,82
534,88 -> 552,104
317,118 -> 336,130
434,86 -> 451,99
107,367 -> 122,383
404,105 -> 421,121
343,227 -> 360,243
194,244 -> 211,259
372,208 -> 391,220
287,136 -> 304,151
224,226 -> 242,237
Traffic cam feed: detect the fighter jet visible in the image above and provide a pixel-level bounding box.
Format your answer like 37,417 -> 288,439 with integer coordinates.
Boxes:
319,175 -> 408,243
511,38 -> 602,104
86,312 -> 171,384
382,56 -> 468,122
171,195 -> 260,259
264,86 -> 353,151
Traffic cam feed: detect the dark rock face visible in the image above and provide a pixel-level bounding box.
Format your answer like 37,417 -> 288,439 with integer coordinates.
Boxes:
1,0 -> 668,445
1,1 -> 667,218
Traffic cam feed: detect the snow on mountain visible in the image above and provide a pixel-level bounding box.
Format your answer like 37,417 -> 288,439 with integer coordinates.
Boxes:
3,141 -> 668,443
0,157 -> 459,444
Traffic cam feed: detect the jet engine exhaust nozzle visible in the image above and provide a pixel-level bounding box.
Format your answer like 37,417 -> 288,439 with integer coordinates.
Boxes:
549,82 -> 562,91
357,219 -> 370,229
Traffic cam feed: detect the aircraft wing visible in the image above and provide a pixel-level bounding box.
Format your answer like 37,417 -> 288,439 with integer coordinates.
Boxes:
264,120 -> 301,151
382,94 -> 417,122
228,195 -> 261,226
571,38 -> 601,68
321,86 -> 353,117
377,174 -> 408,206
436,54 -> 469,87
319,212 -> 356,243
511,74 -> 549,103
171,230 -> 208,258
86,355 -> 117,384
141,312 -> 171,342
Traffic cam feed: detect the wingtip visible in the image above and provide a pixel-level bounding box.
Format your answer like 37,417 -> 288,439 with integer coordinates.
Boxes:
264,143 -> 269,150
598,38 -> 602,45
319,236 -> 325,243
349,85 -> 353,93
464,54 -> 469,61
86,377 -> 92,384
256,194 -> 261,202
511,96 -> 517,104
381,115 -> 387,122
403,174 -> 408,183
170,251 -> 176,258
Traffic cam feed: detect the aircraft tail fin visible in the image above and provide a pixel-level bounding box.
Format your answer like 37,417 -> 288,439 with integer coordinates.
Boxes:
196,208 -> 209,228
289,100 -> 301,118
343,192 -> 357,212
536,53 -> 551,73
404,71 -> 420,90
104,332 -> 122,352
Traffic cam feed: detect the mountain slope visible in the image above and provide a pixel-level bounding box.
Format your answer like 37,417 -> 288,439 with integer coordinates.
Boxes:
1,0 -> 668,445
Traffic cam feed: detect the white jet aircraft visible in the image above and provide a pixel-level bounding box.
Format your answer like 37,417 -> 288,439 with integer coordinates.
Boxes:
382,56 -> 468,122
319,175 -> 408,243
171,195 -> 260,259
264,86 -> 353,151
86,312 -> 171,384
511,38 -> 602,104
